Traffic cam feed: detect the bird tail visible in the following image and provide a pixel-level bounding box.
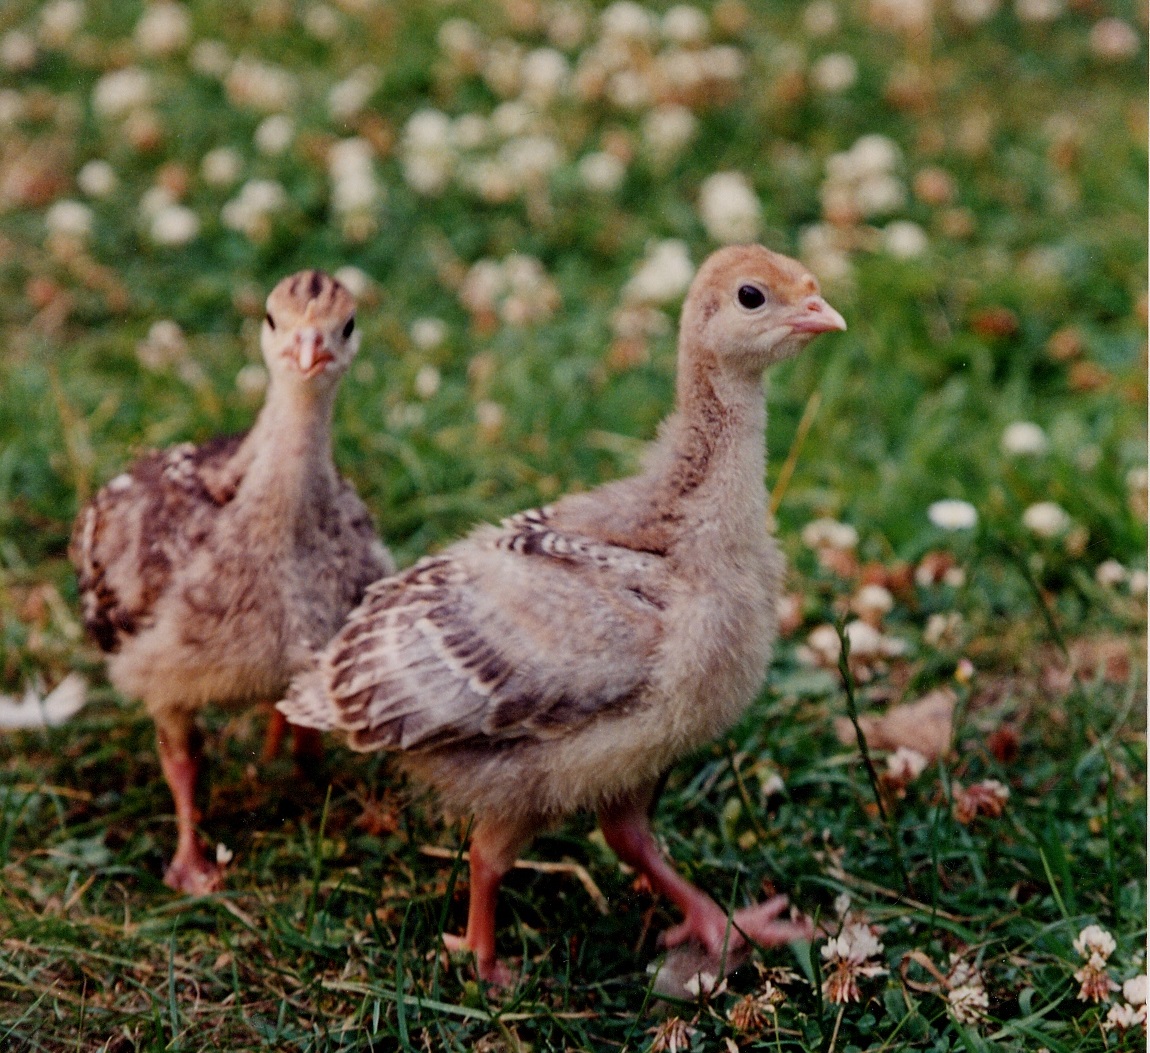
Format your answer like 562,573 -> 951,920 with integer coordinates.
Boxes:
277,666 -> 338,732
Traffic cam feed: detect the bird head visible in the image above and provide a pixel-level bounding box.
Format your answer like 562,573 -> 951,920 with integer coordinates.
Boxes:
261,269 -> 360,389
682,245 -> 846,371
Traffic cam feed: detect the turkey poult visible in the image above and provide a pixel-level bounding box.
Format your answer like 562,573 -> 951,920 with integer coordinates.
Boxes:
72,270 -> 393,895
280,245 -> 846,983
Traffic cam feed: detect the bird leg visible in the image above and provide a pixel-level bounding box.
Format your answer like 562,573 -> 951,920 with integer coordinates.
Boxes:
442,817 -> 534,987
261,707 -> 324,767
599,788 -> 811,957
156,716 -> 222,895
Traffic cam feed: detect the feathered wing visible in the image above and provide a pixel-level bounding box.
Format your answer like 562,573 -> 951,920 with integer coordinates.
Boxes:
70,435 -> 248,653
279,509 -> 668,752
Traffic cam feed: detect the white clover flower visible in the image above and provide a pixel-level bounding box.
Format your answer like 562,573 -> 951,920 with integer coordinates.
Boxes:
1103,1001 -> 1146,1031
662,5 -> 709,45
39,1 -> 85,48
1094,560 -> 1127,588
952,0 -> 1000,22
401,109 -> 455,196
698,171 -> 762,244
1129,570 -> 1148,597
222,178 -> 287,240
304,5 -> 342,41
437,18 -> 484,65
1090,18 -> 1140,61
329,138 -> 381,217
799,223 -> 854,285
924,611 -> 964,647
1015,0 -> 1064,22
948,978 -> 989,1024
77,160 -> 117,199
333,266 -> 370,298
0,31 -> 37,73
1022,501 -> 1070,538
139,185 -> 175,219
845,618 -> 906,660
254,114 -> 294,156
821,924 -> 887,1004
235,363 -> 268,398
811,53 -> 858,94
150,204 -> 199,246
0,89 -> 22,126
190,39 -> 230,78
134,2 -> 191,57
601,1 -> 658,44
475,400 -> 505,439
852,584 -> 894,621
520,47 -> 569,106
200,147 -> 242,187
548,2 -> 588,48
452,113 -> 488,151
1001,421 -> 1048,456
803,0 -> 840,35
215,842 -> 234,866
1124,975 -> 1148,1006
328,66 -> 380,122
642,105 -> 698,164
928,499 -> 978,530
623,240 -> 695,305
45,199 -> 93,240
761,772 -> 785,798
887,746 -> 929,784
802,517 -> 859,550
92,67 -> 153,119
870,0 -> 931,31
882,220 -> 928,259
226,57 -> 298,113
500,134 -> 563,183
137,320 -> 186,370
410,317 -> 447,351
578,151 -> 627,193
414,365 -> 442,400
1074,925 -> 1117,963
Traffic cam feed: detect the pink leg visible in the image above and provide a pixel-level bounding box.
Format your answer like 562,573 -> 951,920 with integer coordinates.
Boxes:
291,724 -> 324,766
442,816 -> 535,986
599,785 -> 810,956
156,715 -> 222,895
260,708 -> 287,764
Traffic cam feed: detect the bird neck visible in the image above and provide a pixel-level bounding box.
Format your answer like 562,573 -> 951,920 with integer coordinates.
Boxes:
238,377 -> 339,523
649,341 -> 769,552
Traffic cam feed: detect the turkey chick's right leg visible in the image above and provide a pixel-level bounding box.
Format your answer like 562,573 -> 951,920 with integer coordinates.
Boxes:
154,706 -> 221,895
443,812 -> 538,986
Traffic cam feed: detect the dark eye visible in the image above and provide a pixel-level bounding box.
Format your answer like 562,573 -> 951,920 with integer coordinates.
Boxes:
737,284 -> 766,309
342,317 -> 355,339
265,312 -> 276,330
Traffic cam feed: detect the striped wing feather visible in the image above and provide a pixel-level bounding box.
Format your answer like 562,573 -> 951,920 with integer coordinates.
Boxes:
319,515 -> 666,752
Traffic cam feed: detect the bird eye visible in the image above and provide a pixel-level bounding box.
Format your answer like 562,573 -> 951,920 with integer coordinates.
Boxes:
342,317 -> 355,339
737,284 -> 766,310
265,312 -> 276,330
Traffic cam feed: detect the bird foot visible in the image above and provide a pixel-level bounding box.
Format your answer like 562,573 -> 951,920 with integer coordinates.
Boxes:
659,898 -> 741,956
163,851 -> 223,896
730,895 -> 814,947
442,933 -> 516,988
651,897 -> 813,1000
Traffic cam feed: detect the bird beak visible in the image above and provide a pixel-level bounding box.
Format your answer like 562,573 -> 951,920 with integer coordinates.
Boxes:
786,295 -> 847,335
295,327 -> 335,377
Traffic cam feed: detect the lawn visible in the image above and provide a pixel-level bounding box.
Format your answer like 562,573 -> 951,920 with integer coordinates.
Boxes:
0,0 -> 1146,1050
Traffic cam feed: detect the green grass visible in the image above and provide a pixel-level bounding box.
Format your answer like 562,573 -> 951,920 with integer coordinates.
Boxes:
0,0 -> 1145,1049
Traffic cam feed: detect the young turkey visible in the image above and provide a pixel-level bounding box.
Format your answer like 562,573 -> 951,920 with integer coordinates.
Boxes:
72,269 -> 393,894
280,245 -> 845,981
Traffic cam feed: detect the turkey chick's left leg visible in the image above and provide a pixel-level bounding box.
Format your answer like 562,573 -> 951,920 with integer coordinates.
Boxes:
154,707 -> 222,894
598,781 -> 811,956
